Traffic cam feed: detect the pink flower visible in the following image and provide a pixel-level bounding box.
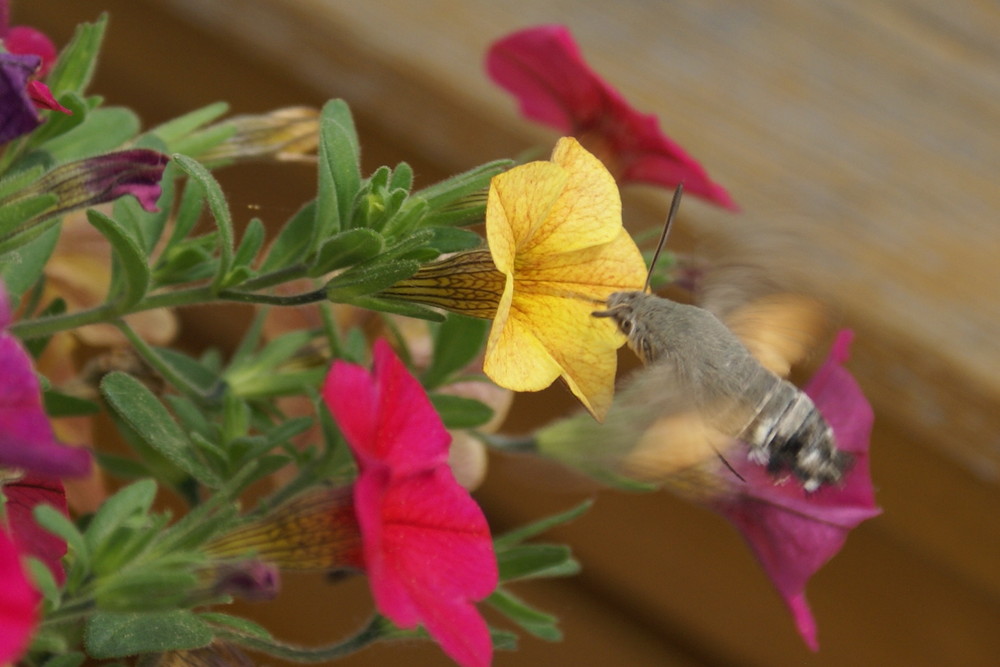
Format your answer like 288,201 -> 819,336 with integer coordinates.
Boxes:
323,340 -> 497,667
0,282 -> 92,478
0,526 -> 39,665
486,25 -> 736,209
3,473 -> 71,584
709,330 -> 881,649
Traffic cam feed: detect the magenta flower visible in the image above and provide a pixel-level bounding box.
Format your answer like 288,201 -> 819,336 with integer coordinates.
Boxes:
323,340 -> 498,667
708,330 -> 881,649
1,149 -> 168,224
487,25 -> 736,209
0,526 -> 38,665
3,473 -> 71,584
0,282 -> 92,478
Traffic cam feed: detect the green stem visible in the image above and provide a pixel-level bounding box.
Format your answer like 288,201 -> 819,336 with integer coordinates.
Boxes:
9,266 -> 319,340
218,615 -> 397,662
114,319 -> 218,402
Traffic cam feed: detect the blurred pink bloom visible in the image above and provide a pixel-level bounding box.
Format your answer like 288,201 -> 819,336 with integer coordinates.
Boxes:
323,339 -> 497,667
0,526 -> 38,665
3,24 -> 58,77
0,282 -> 92,478
709,330 -> 881,649
487,25 -> 736,209
3,473 -> 71,584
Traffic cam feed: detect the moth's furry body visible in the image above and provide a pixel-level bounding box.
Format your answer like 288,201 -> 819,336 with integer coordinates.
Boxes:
596,291 -> 851,491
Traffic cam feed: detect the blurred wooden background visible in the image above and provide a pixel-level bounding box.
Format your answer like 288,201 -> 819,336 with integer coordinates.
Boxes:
18,1 -> 1000,665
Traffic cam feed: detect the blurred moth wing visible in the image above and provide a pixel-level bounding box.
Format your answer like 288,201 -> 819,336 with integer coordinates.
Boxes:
591,188 -> 850,492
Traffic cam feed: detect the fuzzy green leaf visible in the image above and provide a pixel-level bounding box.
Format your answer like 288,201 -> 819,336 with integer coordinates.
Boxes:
422,315 -> 490,389
429,394 -> 493,429
85,610 -> 212,658
172,154 -> 234,290
309,227 -> 384,277
313,100 -> 361,247
87,209 -> 150,309
101,372 -> 222,487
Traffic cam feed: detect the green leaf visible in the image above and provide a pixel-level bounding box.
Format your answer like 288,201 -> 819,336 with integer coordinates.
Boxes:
43,107 -> 142,162
87,209 -> 150,309
172,154 -> 234,290
422,315 -> 490,389
496,543 -> 580,582
43,390 -> 100,418
84,479 -> 157,555
429,394 -> 494,429
146,102 -> 230,148
94,452 -> 150,481
231,218 -> 266,273
494,500 -> 593,549
46,14 -> 108,96
0,223 -> 60,299
94,569 -> 200,610
101,372 -> 222,487
26,556 -> 60,603
313,99 -> 361,247
33,504 -> 88,569
488,589 -> 562,641
259,199 -> 316,272
309,227 -> 384,277
427,226 -> 484,253
41,653 -> 86,667
85,610 -> 213,658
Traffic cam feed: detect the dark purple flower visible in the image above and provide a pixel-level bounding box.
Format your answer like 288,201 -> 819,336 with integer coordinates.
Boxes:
211,559 -> 281,601
0,281 -> 92,478
0,51 -> 43,143
3,149 -> 169,221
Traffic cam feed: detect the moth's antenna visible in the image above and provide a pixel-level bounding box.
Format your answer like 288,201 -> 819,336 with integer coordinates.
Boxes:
644,183 -> 684,293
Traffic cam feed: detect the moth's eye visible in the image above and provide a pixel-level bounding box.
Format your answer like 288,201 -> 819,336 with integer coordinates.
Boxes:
620,319 -> 633,334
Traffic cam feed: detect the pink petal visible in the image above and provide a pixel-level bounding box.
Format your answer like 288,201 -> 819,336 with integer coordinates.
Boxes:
0,528 -> 39,665
710,330 -> 880,649
0,284 -> 92,478
4,25 -> 58,78
356,466 -> 496,667
486,25 -> 736,209
3,474 -> 70,584
324,339 -> 450,475
26,80 -> 70,113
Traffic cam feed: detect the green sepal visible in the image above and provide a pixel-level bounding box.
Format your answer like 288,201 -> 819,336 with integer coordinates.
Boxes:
488,589 -> 563,642
325,258 -> 421,301
309,227 -> 384,277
